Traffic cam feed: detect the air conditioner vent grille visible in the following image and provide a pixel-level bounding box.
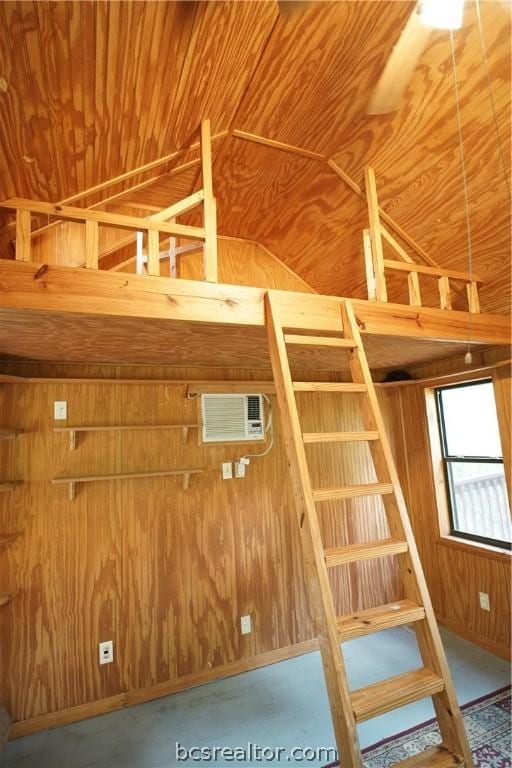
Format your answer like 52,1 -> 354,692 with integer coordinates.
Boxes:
201,394 -> 265,443
247,395 -> 261,421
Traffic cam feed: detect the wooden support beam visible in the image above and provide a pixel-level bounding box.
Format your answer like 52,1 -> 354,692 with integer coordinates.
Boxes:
15,210 -> 31,262
381,225 -> 414,264
408,271 -> 422,307
438,276 -> 452,310
146,229 -> 160,277
362,228 -> 377,301
467,281 -> 480,313
201,119 -> 218,283
85,220 -> 99,270
364,166 -> 387,302
0,261 -> 509,346
150,190 -> 204,222
233,129 -> 326,161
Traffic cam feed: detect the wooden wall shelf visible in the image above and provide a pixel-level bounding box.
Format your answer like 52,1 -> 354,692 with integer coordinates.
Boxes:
52,468 -> 204,499
0,481 -> 23,492
0,591 -> 17,607
0,429 -> 23,441
54,423 -> 199,450
0,532 -> 22,549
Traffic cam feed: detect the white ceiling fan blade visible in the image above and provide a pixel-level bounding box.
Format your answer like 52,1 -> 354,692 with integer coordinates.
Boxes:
367,7 -> 432,115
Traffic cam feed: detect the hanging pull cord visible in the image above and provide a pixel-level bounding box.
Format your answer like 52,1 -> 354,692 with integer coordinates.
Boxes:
475,0 -> 511,203
449,30 -> 473,362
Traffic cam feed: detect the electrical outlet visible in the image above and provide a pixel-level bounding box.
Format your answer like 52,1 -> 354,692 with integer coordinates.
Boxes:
54,401 -> 67,420
99,640 -> 114,665
222,462 -> 233,480
235,462 -> 246,478
479,592 -> 490,611
240,615 -> 252,635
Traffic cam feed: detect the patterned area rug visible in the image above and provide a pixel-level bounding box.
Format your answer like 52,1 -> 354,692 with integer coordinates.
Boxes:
326,686 -> 511,767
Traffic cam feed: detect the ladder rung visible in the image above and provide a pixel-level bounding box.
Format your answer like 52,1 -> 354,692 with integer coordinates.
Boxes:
284,334 -> 357,349
351,667 -> 445,723
312,482 -> 393,502
394,746 -> 464,768
325,537 -> 408,567
303,431 -> 379,444
337,599 -> 425,641
293,382 -> 367,393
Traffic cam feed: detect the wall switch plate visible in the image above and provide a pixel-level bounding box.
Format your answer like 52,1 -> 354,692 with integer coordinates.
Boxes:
54,401 -> 67,420
235,462 -> 246,478
222,462 -> 233,480
479,592 -> 490,611
99,640 -> 114,665
240,615 -> 251,635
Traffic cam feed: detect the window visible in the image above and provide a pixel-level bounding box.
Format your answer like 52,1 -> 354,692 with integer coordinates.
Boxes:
436,379 -> 511,549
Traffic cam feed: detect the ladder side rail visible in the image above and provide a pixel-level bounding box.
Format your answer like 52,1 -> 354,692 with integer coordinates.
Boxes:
340,299 -> 474,767
265,292 -> 360,768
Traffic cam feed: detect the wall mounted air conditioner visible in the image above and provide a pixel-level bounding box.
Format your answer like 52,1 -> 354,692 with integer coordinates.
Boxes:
200,394 -> 265,443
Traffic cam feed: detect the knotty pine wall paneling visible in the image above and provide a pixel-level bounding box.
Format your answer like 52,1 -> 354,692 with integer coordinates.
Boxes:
380,350 -> 511,659
0,364 -> 399,725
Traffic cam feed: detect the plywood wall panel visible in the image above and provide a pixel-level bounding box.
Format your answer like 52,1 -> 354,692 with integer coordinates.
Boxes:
0,364 -> 399,724
381,356 -> 511,658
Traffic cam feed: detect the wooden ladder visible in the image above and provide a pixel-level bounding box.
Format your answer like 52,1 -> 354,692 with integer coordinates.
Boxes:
265,292 -> 473,768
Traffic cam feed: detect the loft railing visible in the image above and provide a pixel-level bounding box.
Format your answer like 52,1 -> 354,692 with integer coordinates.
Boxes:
1,120 -> 218,283
452,472 -> 511,544
362,166 -> 482,313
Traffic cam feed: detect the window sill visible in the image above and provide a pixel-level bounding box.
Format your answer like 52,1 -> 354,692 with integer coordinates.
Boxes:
437,535 -> 511,562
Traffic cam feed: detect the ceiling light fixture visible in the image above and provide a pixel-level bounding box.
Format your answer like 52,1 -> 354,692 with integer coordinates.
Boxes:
419,0 -> 464,30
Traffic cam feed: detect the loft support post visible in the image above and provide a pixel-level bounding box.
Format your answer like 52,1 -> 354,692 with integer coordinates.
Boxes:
85,220 -> 99,270
467,281 -> 480,313
364,166 -> 387,302
200,119 -> 218,283
363,228 -> 377,301
265,291 -> 360,768
15,209 -> 31,262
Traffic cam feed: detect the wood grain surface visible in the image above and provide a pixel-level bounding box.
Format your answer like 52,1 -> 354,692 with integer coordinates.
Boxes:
0,365 -> 401,722
0,1 -> 509,311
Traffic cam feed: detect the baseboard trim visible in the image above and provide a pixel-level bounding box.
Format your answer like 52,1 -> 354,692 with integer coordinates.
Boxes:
437,615 -> 510,661
10,637 -> 319,739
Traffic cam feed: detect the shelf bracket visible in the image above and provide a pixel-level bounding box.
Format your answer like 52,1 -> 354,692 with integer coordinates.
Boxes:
182,426 -> 190,445
69,481 -> 76,501
183,472 -> 191,491
69,430 -> 76,451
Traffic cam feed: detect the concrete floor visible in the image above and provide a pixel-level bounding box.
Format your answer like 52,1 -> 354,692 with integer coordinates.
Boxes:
3,627 -> 510,768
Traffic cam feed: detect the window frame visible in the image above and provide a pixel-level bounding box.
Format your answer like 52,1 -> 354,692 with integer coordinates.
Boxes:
435,378 -> 511,550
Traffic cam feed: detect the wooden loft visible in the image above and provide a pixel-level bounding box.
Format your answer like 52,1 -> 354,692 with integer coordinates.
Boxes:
0,260 -> 508,373
1,119 -> 487,315
0,116 -> 508,374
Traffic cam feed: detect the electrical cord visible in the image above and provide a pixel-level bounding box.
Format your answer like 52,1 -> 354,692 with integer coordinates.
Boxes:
449,30 -> 474,363
240,394 -> 274,462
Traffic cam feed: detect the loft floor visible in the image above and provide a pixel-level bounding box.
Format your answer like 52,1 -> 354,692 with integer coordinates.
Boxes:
0,260 -> 509,373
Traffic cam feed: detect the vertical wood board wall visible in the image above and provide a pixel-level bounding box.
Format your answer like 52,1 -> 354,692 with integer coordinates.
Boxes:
380,347 -> 511,659
0,366 -> 399,724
